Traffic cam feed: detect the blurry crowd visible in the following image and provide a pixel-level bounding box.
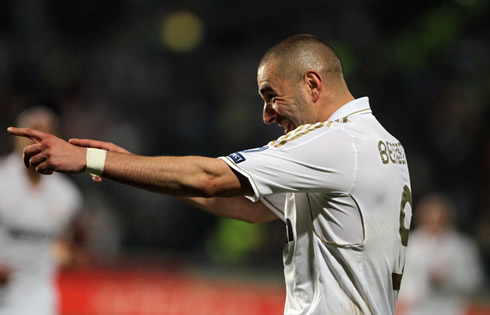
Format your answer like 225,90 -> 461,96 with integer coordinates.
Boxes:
0,0 -> 488,298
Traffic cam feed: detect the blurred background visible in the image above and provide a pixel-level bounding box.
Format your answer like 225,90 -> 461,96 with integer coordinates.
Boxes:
0,0 -> 488,314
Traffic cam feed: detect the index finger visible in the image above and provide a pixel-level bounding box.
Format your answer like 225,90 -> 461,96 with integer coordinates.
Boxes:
7,127 -> 46,143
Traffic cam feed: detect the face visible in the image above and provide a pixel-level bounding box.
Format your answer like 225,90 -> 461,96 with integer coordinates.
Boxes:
417,200 -> 450,235
257,62 -> 312,134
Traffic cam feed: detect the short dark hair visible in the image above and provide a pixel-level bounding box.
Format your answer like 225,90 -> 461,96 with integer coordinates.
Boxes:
259,34 -> 344,83
16,105 -> 60,132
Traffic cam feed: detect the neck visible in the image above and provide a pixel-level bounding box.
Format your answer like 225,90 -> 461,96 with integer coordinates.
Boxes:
318,90 -> 355,122
26,168 -> 42,186
14,150 -> 42,186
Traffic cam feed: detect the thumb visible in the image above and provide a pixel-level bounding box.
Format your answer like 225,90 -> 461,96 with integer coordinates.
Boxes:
69,138 -> 91,147
69,138 -> 130,154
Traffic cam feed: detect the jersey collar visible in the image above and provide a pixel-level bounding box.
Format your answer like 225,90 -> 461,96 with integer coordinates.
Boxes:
327,97 -> 372,122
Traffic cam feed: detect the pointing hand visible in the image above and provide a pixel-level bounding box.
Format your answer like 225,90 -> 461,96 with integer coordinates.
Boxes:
7,127 -> 87,175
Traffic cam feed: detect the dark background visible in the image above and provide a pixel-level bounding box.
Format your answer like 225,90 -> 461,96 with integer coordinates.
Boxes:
0,0 -> 488,286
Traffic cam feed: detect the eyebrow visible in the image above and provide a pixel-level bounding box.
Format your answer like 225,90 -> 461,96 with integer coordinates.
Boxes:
259,85 -> 275,96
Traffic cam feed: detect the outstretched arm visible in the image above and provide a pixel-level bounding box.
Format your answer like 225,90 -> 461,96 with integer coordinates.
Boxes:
70,140 -> 279,223
7,127 -> 279,223
69,139 -> 278,223
101,152 -> 250,197
7,127 -> 252,198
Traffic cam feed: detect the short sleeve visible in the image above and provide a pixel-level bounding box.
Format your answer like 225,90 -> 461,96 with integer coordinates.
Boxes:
261,193 -> 286,222
220,126 -> 356,202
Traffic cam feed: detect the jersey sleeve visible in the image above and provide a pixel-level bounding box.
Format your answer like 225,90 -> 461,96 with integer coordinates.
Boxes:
220,127 -> 356,202
261,193 -> 286,222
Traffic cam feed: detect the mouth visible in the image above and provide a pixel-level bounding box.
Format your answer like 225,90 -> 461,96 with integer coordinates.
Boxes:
276,116 -> 295,134
282,122 -> 294,134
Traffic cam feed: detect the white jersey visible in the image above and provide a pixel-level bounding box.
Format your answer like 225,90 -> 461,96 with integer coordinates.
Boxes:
220,97 -> 412,315
0,153 -> 82,315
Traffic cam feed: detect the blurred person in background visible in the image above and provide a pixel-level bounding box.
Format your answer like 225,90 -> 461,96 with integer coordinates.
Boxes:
398,193 -> 483,315
0,106 -> 84,315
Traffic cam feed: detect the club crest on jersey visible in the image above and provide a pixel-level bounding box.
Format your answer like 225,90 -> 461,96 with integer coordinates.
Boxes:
228,152 -> 246,164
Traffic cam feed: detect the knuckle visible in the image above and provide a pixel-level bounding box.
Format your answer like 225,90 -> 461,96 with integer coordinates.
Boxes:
47,157 -> 56,167
44,138 -> 53,147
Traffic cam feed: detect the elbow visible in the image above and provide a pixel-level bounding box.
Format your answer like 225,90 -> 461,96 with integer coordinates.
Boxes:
244,213 -> 277,224
241,202 -> 279,224
242,216 -> 265,224
200,185 -> 220,198
199,176 -> 232,198
193,158 -> 251,198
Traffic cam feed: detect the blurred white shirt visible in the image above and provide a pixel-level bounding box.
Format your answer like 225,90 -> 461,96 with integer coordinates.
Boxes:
0,154 -> 82,315
398,227 -> 483,315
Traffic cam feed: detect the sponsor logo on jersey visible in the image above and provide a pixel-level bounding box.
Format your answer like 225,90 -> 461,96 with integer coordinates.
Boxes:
7,226 -> 54,242
228,152 -> 246,164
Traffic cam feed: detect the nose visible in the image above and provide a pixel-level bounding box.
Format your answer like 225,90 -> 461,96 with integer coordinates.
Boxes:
263,102 -> 277,124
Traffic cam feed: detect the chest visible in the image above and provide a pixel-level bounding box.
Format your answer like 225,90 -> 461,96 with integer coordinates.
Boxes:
0,180 -> 73,239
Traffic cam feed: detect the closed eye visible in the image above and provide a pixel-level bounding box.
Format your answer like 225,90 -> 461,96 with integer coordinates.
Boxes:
259,85 -> 277,102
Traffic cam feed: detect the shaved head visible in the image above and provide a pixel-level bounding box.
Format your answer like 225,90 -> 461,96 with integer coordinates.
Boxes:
259,34 -> 345,86
16,106 -> 60,131
257,34 -> 354,129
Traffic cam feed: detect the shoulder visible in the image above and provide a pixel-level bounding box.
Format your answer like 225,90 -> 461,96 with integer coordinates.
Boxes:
0,154 -> 15,169
267,120 -> 354,151
0,154 -> 21,180
0,157 -> 8,174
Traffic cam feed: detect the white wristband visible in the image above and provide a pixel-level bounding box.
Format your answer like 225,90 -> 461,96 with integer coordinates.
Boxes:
85,148 -> 107,176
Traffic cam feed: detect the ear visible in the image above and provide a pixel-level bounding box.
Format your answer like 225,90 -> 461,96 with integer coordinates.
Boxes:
304,70 -> 322,103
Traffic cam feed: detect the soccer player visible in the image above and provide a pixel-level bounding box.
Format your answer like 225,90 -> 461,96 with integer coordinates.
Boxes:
1,107 -> 83,315
8,34 -> 412,314
398,194 -> 483,315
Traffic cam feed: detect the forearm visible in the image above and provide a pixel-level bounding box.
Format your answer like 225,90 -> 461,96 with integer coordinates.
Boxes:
102,152 -> 248,197
180,196 -> 278,223
101,152 -> 276,222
